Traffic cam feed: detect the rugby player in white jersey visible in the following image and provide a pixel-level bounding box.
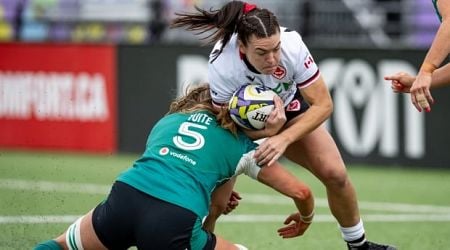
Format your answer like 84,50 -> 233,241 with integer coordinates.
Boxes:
172,1 -> 396,249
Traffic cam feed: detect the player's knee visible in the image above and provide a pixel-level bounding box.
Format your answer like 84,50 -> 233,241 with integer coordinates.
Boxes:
64,216 -> 84,250
291,185 -> 313,201
320,167 -> 349,189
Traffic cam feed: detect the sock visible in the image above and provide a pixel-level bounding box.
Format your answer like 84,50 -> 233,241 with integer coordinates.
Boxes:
34,240 -> 63,250
339,219 -> 366,246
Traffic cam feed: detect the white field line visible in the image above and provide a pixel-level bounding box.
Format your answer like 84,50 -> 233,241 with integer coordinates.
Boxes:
241,194 -> 450,214
2,214 -> 450,224
0,179 -> 110,195
2,178 -> 450,215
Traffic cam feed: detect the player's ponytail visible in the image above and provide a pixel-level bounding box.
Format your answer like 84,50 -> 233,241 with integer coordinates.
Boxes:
172,1 -> 280,61
171,1 -> 246,46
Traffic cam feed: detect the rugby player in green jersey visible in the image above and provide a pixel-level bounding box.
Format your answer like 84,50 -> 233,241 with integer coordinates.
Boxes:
34,85 -> 314,250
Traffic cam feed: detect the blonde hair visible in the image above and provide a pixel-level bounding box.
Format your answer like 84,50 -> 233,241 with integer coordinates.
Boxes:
168,84 -> 238,134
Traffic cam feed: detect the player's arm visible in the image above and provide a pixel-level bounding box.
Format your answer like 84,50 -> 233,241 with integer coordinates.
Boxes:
385,63 -> 450,93
203,177 -> 238,232
417,0 -> 450,74
419,4 -> 450,73
254,76 -> 332,166
282,75 -> 332,142
257,161 -> 315,238
410,0 -> 450,110
432,63 -> 450,87
235,152 -> 314,238
433,0 -> 450,65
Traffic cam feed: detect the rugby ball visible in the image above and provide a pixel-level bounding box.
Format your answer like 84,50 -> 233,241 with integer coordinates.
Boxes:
228,84 -> 276,130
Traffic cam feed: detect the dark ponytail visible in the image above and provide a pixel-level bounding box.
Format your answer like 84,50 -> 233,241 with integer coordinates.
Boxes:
171,1 -> 279,58
170,1 -> 245,46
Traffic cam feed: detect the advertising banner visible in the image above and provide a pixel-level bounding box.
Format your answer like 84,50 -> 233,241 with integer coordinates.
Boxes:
117,45 -> 450,168
0,43 -> 117,153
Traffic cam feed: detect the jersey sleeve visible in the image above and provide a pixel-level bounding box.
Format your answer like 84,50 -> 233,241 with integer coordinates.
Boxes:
208,62 -> 234,105
286,30 -> 321,89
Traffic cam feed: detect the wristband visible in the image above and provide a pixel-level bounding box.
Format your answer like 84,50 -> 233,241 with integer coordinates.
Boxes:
299,210 -> 314,223
420,62 -> 437,74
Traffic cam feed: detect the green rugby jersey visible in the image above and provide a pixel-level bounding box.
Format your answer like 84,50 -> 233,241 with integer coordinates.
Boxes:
117,111 -> 259,218
432,0 -> 442,21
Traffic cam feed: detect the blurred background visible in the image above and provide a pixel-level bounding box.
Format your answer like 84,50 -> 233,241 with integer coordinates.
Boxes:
0,0 -> 448,167
0,0 -> 441,47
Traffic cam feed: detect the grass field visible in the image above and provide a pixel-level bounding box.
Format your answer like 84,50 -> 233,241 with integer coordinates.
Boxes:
1,149 -> 450,249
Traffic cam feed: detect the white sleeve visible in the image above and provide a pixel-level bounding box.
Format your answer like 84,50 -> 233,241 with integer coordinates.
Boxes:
295,44 -> 320,89
285,31 -> 320,88
208,63 -> 233,104
234,150 -> 261,180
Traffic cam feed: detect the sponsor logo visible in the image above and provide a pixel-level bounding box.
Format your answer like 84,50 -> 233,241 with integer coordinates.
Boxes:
286,99 -> 301,111
246,75 -> 256,82
159,147 -> 197,166
0,71 -> 109,121
159,147 -> 169,155
272,65 -> 286,79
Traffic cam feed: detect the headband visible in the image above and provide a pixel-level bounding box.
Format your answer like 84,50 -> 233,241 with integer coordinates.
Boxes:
243,2 -> 257,14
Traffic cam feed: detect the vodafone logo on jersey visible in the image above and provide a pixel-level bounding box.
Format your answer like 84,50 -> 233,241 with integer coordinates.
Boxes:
159,147 -> 169,155
272,65 -> 286,79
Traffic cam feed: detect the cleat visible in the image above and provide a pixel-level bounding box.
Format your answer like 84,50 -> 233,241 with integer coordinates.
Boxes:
347,241 -> 397,250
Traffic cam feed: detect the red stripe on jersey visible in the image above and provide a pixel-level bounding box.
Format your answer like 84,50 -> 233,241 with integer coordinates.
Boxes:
297,69 -> 320,89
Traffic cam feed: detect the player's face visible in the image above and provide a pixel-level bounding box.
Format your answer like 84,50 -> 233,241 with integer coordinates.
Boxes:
239,32 -> 281,75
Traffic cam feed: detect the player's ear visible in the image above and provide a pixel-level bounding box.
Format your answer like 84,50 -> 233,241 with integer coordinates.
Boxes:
238,40 -> 246,54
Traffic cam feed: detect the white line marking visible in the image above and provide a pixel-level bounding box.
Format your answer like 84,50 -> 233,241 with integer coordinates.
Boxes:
2,178 -> 450,215
0,215 -> 80,224
241,194 -> 450,214
220,214 -> 450,222
0,179 -> 110,194
2,214 -> 450,224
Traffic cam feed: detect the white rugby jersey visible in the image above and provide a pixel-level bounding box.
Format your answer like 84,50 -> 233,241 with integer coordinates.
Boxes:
208,27 -> 320,106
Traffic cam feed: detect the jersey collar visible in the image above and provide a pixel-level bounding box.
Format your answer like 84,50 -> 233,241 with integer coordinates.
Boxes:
239,51 -> 261,74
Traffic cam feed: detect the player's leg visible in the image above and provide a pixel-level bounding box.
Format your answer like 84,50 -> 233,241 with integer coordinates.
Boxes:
284,124 -> 366,246
284,124 -> 396,249
34,210 -> 106,250
33,239 -> 63,250
284,124 -> 360,227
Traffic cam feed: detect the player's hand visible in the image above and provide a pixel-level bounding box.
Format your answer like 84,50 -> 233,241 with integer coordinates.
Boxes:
384,72 -> 415,93
223,190 -> 241,215
277,212 -> 311,238
410,72 -> 434,112
254,132 -> 289,167
264,95 -> 286,137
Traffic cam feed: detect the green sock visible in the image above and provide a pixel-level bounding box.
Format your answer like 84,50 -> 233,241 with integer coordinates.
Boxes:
34,240 -> 63,250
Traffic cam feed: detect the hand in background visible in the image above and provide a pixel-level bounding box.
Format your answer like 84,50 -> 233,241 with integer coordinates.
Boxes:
384,72 -> 415,93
